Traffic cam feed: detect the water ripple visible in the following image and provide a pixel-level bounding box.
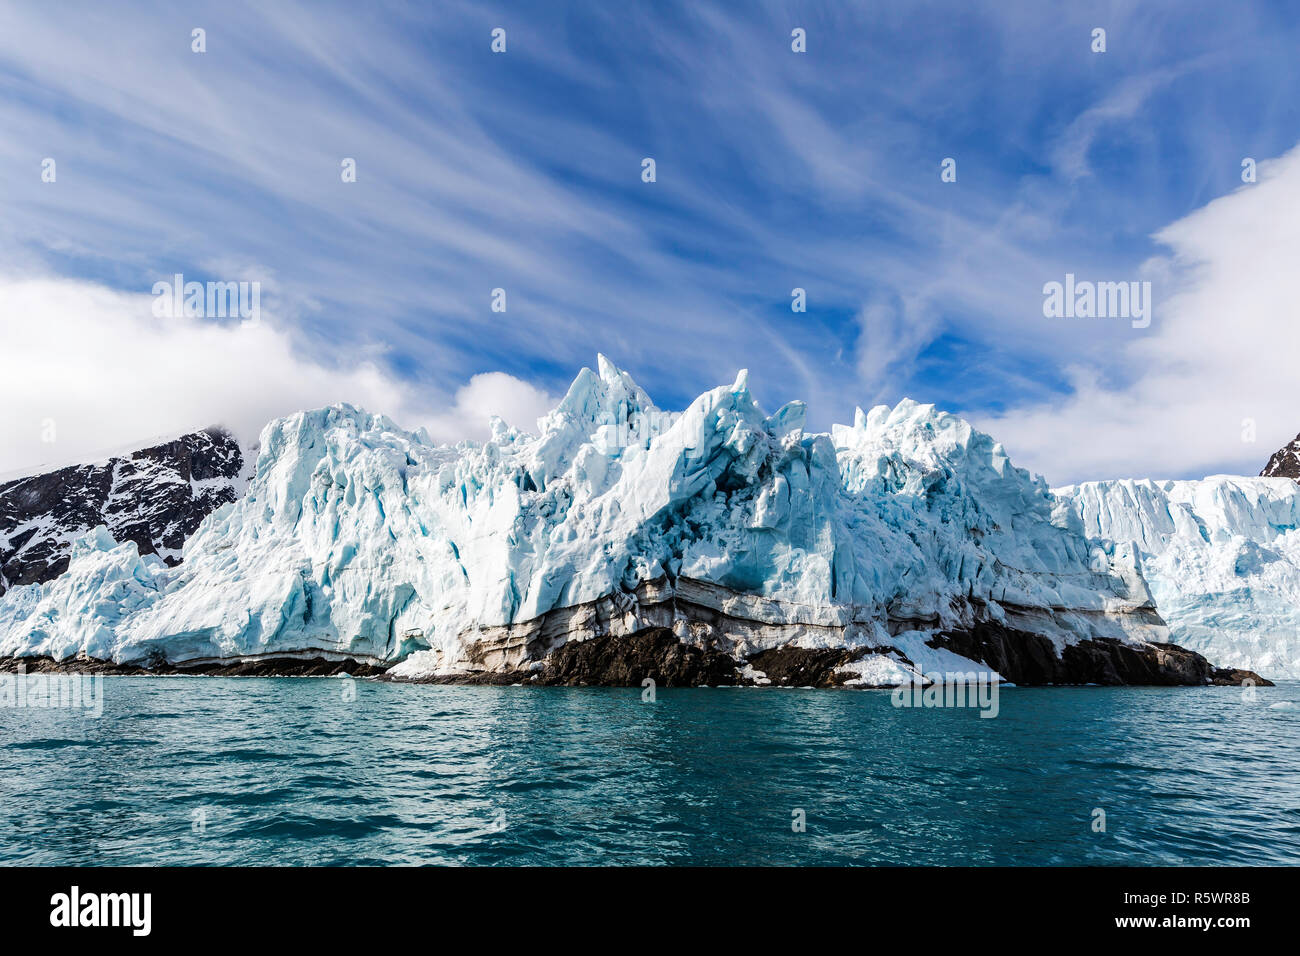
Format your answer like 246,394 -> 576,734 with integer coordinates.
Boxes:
1,679 -> 1298,864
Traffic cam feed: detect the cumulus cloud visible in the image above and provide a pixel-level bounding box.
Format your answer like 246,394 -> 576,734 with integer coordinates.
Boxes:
981,143 -> 1300,485
0,276 -> 556,478
423,372 -> 559,444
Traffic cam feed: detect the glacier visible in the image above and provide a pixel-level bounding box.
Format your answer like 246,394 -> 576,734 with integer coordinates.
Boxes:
1056,477 -> 1300,679
0,356 -> 1184,686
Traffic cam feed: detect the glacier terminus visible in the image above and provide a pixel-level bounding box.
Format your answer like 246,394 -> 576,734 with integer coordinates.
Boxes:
0,358 -> 1287,686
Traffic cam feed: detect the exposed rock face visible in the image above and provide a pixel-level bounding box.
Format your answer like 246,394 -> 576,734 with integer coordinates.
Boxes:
745,645 -> 864,686
392,621 -> 1269,688
0,428 -> 245,596
931,622 -> 1271,687
534,629 -> 743,686
1261,433 -> 1300,479
408,631 -> 880,687
0,654 -> 385,678
2,622 -> 1266,687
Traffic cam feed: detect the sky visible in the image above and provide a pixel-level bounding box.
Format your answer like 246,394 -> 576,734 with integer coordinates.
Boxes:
1,0 -> 1298,485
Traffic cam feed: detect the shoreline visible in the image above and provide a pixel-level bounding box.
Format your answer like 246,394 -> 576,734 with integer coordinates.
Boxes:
1,624 -> 1275,688
0,655 -> 387,679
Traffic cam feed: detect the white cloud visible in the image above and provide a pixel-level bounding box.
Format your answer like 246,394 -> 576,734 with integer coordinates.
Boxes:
0,276 -> 555,478
981,143 -> 1300,485
855,298 -> 941,396
423,372 -> 559,444
1050,69 -> 1181,181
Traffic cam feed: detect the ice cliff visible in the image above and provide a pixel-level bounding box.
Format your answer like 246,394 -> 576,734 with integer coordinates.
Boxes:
0,358 -> 1171,683
1055,477 -> 1300,679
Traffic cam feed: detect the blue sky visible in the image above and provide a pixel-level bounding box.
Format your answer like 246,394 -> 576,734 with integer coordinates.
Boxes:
2,0 -> 1299,483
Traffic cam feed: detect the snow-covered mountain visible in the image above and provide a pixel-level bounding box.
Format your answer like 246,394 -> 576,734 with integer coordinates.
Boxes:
4,357 -> 1245,688
1055,477 -> 1300,679
0,428 -> 247,598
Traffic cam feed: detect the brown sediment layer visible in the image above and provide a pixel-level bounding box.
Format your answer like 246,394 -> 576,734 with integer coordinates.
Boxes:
392,624 -> 1273,688
401,631 -> 885,687
930,622 -> 1273,686
0,624 -> 1271,688
390,573 -> 1170,676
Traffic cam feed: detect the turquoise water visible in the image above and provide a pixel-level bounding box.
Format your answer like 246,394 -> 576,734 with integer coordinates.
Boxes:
2,678 -> 1298,865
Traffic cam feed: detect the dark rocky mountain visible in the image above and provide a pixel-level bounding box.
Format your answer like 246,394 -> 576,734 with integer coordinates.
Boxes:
1261,432 -> 1300,479
0,428 -> 246,596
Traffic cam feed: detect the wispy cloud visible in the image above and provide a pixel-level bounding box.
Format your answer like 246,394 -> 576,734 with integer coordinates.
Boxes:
0,0 -> 1297,482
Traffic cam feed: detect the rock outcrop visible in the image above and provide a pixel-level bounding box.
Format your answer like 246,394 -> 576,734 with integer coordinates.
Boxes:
0,428 -> 245,596
1261,432 -> 1300,480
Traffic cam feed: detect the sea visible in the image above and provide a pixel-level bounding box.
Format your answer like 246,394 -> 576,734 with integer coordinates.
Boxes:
2,677 -> 1297,865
